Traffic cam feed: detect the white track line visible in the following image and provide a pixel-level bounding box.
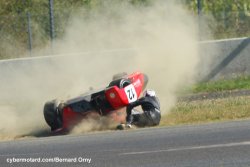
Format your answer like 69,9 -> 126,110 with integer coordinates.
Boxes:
120,141 -> 250,155
1,37 -> 249,63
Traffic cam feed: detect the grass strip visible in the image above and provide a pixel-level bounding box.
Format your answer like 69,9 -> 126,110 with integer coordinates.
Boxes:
160,96 -> 250,126
191,76 -> 250,93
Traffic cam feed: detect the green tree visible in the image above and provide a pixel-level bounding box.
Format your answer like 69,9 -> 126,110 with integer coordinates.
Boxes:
185,0 -> 250,38
0,0 -> 249,59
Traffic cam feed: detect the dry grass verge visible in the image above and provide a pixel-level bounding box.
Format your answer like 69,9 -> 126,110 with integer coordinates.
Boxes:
161,96 -> 250,126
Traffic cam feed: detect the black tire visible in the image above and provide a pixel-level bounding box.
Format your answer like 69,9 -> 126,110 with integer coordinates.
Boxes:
43,100 -> 63,131
108,78 -> 131,88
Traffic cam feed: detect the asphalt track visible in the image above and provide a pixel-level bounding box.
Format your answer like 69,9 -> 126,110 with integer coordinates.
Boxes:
1,120 -> 250,167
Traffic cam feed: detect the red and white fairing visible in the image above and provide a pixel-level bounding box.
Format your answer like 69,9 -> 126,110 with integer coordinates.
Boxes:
105,72 -> 146,109
47,71 -> 148,131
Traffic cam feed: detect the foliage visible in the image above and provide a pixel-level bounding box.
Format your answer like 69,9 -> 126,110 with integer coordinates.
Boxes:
185,0 -> 250,39
0,0 -> 249,59
0,0 -> 149,58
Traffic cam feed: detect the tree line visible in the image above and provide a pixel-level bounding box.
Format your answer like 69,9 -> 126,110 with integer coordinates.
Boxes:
0,0 -> 249,59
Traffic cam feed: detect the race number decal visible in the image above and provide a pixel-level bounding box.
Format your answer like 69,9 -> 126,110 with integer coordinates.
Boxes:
125,84 -> 137,103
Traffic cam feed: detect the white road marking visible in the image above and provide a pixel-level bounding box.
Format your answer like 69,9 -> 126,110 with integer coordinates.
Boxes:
120,141 -> 250,155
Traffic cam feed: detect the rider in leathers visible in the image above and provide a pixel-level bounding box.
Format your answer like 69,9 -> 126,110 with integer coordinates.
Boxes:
118,89 -> 161,129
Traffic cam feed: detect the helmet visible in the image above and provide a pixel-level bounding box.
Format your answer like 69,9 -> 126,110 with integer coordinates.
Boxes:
143,89 -> 156,97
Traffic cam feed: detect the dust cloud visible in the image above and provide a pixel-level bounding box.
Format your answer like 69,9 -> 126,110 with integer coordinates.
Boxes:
71,117 -> 116,134
54,0 -> 200,110
0,0 -> 201,139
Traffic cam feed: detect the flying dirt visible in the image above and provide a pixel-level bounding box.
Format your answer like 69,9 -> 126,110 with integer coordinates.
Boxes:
0,0 -> 202,140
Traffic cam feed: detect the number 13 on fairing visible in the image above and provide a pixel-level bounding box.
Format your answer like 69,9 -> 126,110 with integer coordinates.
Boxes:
125,84 -> 138,103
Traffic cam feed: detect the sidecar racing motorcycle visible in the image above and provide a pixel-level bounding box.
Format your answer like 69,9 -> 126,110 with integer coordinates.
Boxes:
43,71 -> 148,132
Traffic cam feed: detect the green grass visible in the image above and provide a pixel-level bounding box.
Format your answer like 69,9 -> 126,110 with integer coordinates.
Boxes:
163,76 -> 250,126
191,76 -> 250,93
160,96 -> 250,126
